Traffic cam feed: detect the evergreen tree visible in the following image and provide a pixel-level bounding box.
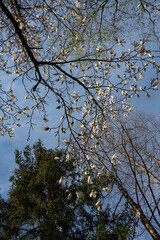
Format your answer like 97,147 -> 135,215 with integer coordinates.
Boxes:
0,141 -> 137,239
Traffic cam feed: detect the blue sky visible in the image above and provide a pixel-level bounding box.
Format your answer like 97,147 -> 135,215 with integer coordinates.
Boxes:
0,86 -> 159,240
0,77 -> 159,199
1,37 -> 160,198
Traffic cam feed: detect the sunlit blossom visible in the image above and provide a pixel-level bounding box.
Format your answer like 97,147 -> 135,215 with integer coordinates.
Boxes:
66,152 -> 72,162
102,187 -> 111,193
97,205 -> 102,211
89,189 -> 97,198
71,91 -> 78,99
95,200 -> 101,206
87,175 -> 93,184
63,139 -> 70,145
25,94 -> 29,99
59,176 -> 69,185
111,153 -> 118,160
153,86 -> 158,90
96,45 -> 102,52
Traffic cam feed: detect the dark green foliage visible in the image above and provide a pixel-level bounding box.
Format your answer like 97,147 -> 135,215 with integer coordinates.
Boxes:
0,140 -> 137,239
89,207 -> 136,240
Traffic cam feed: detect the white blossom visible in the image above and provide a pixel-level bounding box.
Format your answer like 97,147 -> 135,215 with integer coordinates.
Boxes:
0,116 -> 4,121
25,94 -> 29,99
85,171 -> 89,175
76,191 -> 83,198
124,80 -> 128,85
97,172 -> 101,178
153,86 -> 158,90
63,139 -> 70,145
111,160 -> 122,167
59,176 -> 69,185
95,200 -> 101,206
111,153 -> 118,160
66,152 -> 72,162
71,91 -> 78,99
89,189 -> 97,198
96,45 -> 102,52
8,127 -> 14,132
67,193 -> 72,200
102,187 -> 111,193
97,205 -> 102,211
87,175 -> 93,184
90,164 -> 97,170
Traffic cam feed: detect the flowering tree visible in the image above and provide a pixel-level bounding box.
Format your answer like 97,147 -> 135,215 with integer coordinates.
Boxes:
0,0 -> 160,239
0,0 -> 160,138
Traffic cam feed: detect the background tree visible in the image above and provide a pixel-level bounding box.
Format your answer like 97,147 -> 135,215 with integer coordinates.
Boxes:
0,140 -> 137,240
73,112 -> 160,239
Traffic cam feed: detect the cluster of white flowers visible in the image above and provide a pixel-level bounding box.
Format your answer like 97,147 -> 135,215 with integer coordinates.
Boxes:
90,189 -> 97,198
